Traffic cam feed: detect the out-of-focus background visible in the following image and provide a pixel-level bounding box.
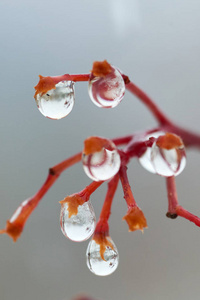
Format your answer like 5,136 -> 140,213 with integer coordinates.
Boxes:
0,1 -> 200,299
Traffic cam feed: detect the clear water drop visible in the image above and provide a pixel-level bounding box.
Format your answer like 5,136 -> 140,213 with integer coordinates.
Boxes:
86,237 -> 119,276
151,142 -> 186,177
60,201 -> 96,242
35,81 -> 75,119
88,67 -> 125,108
82,140 -> 121,181
139,131 -> 165,173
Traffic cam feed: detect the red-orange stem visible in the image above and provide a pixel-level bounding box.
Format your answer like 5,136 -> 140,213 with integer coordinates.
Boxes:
166,176 -> 179,217
0,152 -> 82,241
112,135 -> 133,146
166,176 -> 200,226
176,206 -> 200,227
99,174 -> 119,222
126,81 -> 172,126
52,73 -> 90,84
79,181 -> 104,200
119,165 -> 137,208
93,174 -> 119,259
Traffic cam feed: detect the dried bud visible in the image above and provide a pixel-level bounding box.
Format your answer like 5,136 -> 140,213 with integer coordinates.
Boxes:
91,60 -> 112,77
83,136 -> 113,156
34,75 -> 56,98
93,231 -> 114,261
156,133 -> 183,150
0,199 -> 38,242
123,206 -> 148,232
60,194 -> 86,218
0,220 -> 23,242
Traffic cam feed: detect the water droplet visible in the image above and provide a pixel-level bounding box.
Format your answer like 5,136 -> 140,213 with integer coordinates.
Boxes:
60,200 -> 96,242
88,67 -> 125,108
35,81 -> 75,119
151,142 -> 186,177
139,131 -> 165,173
82,140 -> 121,181
86,237 -> 119,276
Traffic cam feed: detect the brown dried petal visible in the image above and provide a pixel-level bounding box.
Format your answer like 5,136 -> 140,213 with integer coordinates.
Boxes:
123,206 -> 148,232
91,60 -> 112,77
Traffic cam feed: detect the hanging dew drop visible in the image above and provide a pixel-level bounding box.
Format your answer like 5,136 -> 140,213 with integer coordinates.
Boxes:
82,140 -> 121,181
35,81 -> 75,120
86,237 -> 119,276
88,67 -> 125,108
139,131 -> 165,173
151,142 -> 186,177
60,201 -> 96,242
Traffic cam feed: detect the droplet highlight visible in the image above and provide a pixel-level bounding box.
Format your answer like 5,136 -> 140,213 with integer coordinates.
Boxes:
60,201 -> 96,242
86,237 -> 119,276
82,140 -> 121,181
88,67 -> 125,108
35,80 -> 75,119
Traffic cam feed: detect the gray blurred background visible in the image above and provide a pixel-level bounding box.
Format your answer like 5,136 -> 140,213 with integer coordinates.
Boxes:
0,1 -> 200,299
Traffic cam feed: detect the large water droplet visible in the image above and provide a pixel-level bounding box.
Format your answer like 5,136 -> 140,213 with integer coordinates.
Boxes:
151,142 -> 186,177
35,81 -> 75,119
88,67 -> 125,108
86,237 -> 119,276
60,201 -> 96,242
138,131 -> 165,173
82,140 -> 121,181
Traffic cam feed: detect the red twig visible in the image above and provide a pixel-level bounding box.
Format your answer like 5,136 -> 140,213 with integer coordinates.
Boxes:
126,81 -> 172,126
119,165 -> 147,231
52,73 -> 90,84
93,175 -> 119,260
176,206 -> 200,227
119,165 -> 137,208
99,174 -> 119,222
166,176 -> 200,227
166,176 -> 179,217
0,152 -> 82,241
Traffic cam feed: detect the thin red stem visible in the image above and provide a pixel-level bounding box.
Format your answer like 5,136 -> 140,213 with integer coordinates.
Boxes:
0,152 -> 82,241
126,81 -> 172,126
176,206 -> 200,227
52,73 -> 90,84
166,176 -> 200,227
166,176 -> 179,217
99,174 -> 119,222
125,138 -> 155,159
119,165 -> 137,208
93,174 -> 119,249
50,152 -> 82,175
112,135 -> 133,146
79,181 -> 104,201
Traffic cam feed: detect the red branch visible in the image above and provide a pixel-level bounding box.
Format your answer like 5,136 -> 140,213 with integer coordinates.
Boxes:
119,165 -> 137,208
126,81 -> 172,126
0,152 -> 82,241
119,165 -> 147,232
0,135 -> 132,242
166,176 -> 200,227
98,174 -> 119,222
93,175 -> 119,260
2,64 -> 200,244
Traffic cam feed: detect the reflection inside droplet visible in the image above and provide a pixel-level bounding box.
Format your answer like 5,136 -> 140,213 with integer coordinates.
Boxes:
82,140 -> 121,181
60,201 -> 96,242
86,237 -> 119,276
35,81 -> 75,119
88,67 -> 125,108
